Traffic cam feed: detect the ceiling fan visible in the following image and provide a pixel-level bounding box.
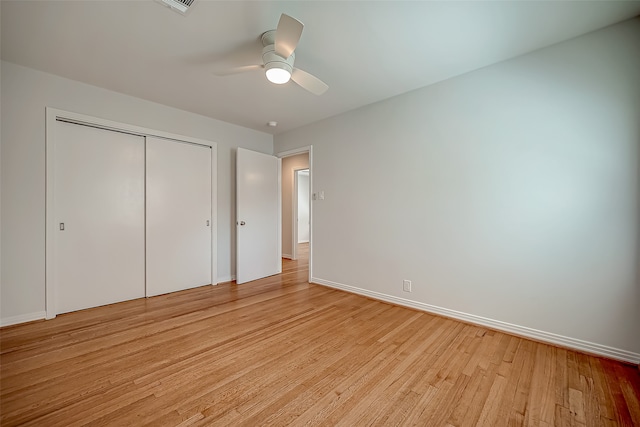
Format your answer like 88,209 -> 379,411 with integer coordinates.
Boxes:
212,14 -> 328,96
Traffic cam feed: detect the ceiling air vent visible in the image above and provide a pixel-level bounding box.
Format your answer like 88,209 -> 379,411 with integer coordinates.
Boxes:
157,0 -> 195,15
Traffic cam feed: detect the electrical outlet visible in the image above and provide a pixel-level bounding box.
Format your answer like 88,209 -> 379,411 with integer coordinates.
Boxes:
403,280 -> 411,292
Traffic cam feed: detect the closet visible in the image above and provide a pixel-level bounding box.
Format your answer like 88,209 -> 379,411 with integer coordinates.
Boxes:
49,113 -> 214,315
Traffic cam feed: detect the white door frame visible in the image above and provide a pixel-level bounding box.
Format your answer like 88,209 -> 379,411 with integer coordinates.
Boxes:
276,146 -> 313,282
45,108 -> 218,319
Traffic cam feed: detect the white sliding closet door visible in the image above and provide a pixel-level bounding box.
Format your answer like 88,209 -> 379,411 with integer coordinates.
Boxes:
54,121 -> 145,314
146,137 -> 212,297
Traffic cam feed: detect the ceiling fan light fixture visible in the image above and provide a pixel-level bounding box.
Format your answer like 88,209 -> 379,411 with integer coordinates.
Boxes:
214,15 -> 328,95
265,65 -> 292,84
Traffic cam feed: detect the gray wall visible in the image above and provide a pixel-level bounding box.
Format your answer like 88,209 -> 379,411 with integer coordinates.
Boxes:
0,61 -> 273,323
275,19 -> 640,360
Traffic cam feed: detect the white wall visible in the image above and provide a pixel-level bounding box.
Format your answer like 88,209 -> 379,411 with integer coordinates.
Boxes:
0,61 -> 273,324
281,153 -> 309,258
297,171 -> 310,243
275,19 -> 640,361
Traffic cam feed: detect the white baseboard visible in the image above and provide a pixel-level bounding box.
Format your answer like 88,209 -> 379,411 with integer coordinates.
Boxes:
1,311 -> 46,327
217,275 -> 236,284
311,277 -> 640,365
282,254 -> 293,260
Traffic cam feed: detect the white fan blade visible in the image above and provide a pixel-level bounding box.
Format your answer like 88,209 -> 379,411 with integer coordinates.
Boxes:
211,40 -> 263,76
213,64 -> 262,76
275,14 -> 303,58
291,68 -> 328,95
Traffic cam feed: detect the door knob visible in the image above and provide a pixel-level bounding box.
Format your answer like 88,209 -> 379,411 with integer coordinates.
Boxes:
240,221 -> 246,226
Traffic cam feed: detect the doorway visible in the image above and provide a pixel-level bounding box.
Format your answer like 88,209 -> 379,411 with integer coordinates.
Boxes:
277,146 -> 312,281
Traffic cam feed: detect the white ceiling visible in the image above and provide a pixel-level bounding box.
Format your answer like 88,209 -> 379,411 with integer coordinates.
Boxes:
2,1 -> 640,135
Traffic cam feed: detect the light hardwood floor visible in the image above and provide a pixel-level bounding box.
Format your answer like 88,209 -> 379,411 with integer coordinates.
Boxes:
1,243 -> 639,426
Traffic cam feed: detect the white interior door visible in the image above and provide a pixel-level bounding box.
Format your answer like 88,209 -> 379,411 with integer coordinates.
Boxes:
146,137 -> 212,297
54,121 -> 145,314
236,148 -> 281,284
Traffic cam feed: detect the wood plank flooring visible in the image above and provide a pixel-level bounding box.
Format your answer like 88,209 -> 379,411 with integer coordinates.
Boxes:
1,243 -> 639,426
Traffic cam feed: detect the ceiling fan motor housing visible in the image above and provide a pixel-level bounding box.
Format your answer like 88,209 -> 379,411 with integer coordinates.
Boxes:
262,45 -> 295,75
